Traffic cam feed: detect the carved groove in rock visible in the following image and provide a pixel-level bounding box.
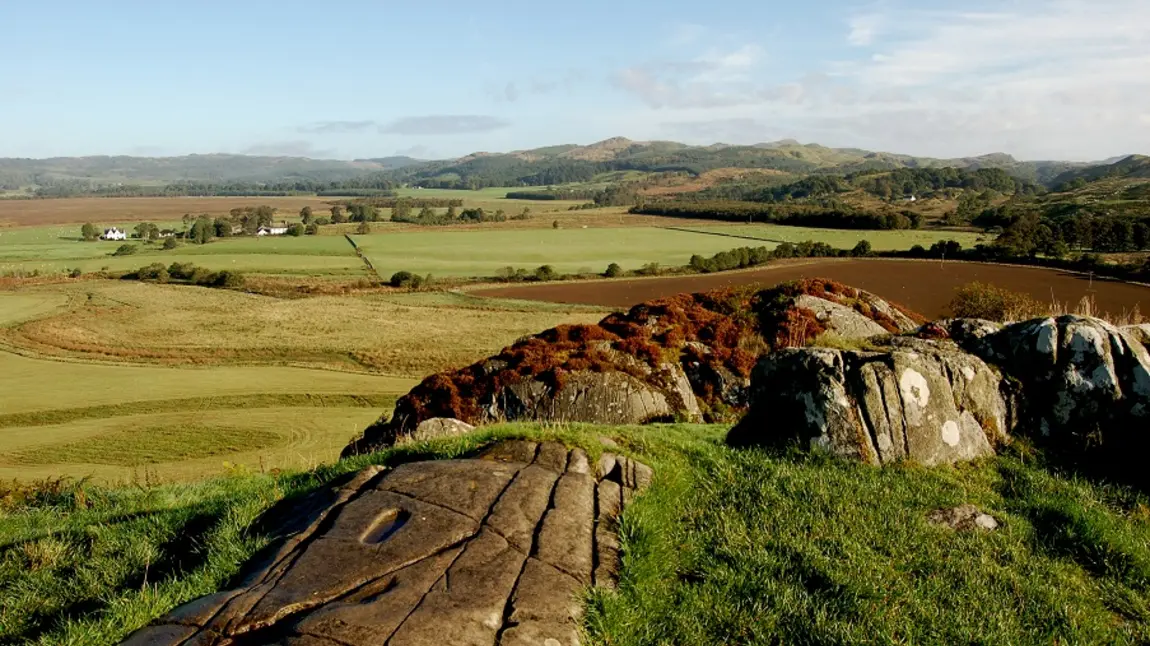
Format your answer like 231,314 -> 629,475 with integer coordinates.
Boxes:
121,441 -> 650,646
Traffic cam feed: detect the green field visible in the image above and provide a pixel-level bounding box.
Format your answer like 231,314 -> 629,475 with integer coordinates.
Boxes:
0,350 -> 413,481
355,227 -> 771,277
0,292 -> 70,325
687,223 -> 989,251
354,225 -> 989,278
0,223 -> 369,276
0,406 -> 387,482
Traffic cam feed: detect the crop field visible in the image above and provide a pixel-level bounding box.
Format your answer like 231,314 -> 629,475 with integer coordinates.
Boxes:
473,258 -> 1150,318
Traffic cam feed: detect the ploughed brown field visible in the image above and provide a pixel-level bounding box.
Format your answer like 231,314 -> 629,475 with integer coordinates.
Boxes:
0,196 -> 339,226
472,258 -> 1150,319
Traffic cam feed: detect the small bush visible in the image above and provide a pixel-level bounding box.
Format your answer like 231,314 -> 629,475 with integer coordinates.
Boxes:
948,282 -> 1045,321
605,263 -> 623,278
851,240 -> 873,257
207,270 -> 245,289
111,244 -> 138,257
390,271 -> 415,288
534,265 -> 559,281
162,237 -> 179,250
69,268 -> 82,278
287,223 -> 305,237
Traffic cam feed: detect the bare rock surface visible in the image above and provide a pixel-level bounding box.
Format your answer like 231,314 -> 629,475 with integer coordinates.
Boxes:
728,338 -> 1012,466
409,417 -> 476,443
928,504 -> 999,531
122,441 -> 651,646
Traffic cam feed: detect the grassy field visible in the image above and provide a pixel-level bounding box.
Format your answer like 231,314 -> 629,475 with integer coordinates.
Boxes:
0,224 -> 370,277
686,223 -> 988,250
4,424 -> 1149,644
0,280 -> 605,482
355,227 -> 777,277
3,282 -> 607,374
0,406 -> 388,483
0,196 -> 340,227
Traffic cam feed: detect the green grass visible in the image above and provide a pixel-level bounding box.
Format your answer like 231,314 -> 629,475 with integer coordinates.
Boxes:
0,223 -> 367,277
355,227 -> 777,278
4,424 -> 1150,644
0,351 -> 413,416
0,293 -> 70,325
687,223 -> 989,251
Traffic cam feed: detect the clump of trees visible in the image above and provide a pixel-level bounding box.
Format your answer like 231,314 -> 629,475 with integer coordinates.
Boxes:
389,271 -> 433,289
125,262 -> 245,289
111,244 -> 138,257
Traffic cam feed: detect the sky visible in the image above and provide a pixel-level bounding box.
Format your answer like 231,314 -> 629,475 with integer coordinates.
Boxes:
1,0 -> 1148,162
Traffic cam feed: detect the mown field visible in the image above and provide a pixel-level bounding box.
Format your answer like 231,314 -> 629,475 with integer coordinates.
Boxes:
0,284 -> 605,482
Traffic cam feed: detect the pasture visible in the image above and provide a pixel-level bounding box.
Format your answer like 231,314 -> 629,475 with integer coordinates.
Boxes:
0,281 -> 605,482
353,224 -> 990,278
0,224 -> 369,276
0,196 -> 338,227
685,223 -> 987,250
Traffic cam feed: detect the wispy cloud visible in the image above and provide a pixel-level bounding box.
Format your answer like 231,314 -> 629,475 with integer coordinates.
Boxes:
378,115 -> 510,135
298,120 -> 377,134
613,44 -> 766,109
240,140 -> 335,158
617,0 -> 1150,159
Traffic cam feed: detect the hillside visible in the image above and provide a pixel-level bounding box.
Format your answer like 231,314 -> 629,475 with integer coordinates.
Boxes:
1052,154 -> 1150,187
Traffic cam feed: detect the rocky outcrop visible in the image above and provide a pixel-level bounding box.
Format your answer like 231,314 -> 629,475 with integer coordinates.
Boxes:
730,312 -> 1150,475
122,441 -> 651,646
408,417 -> 476,443
728,337 -> 1012,466
958,316 -> 1150,461
345,279 -> 925,456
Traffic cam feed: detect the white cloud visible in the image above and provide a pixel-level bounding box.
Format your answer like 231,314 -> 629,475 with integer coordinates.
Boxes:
615,0 -> 1150,160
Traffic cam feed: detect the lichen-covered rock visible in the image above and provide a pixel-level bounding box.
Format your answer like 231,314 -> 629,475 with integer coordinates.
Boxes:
928,504 -> 999,531
409,417 -> 476,443
1123,323 -> 1150,345
345,280 -> 926,456
958,315 -> 1150,461
728,338 -> 1012,466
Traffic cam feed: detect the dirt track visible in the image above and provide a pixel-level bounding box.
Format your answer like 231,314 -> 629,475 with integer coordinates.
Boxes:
473,259 -> 1150,319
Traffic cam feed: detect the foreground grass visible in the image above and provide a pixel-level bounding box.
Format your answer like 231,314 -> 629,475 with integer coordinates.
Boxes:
3,424 -> 1150,644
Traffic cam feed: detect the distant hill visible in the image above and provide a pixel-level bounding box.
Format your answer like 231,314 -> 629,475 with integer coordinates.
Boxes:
386,138 -> 1102,190
1050,155 -> 1150,187
0,140 -> 1138,194
0,154 -> 393,190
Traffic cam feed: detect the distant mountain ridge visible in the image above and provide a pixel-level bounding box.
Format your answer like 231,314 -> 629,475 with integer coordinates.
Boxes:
0,139 -> 1140,191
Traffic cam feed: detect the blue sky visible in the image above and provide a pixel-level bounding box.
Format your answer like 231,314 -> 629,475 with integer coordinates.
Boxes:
2,0 -> 1147,161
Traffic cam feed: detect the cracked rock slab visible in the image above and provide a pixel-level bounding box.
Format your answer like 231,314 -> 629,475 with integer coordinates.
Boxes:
121,441 -> 651,646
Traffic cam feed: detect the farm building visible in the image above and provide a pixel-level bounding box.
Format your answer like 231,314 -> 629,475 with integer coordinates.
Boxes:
257,224 -> 289,236
101,227 -> 127,241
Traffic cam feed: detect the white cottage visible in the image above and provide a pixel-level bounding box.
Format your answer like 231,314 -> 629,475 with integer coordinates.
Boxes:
101,227 -> 127,241
256,224 -> 289,236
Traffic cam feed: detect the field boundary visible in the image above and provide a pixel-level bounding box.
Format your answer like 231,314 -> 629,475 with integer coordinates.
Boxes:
658,225 -> 789,244
344,233 -> 380,278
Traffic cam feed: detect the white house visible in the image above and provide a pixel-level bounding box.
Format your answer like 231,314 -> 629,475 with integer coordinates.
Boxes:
101,227 -> 127,241
256,223 -> 289,236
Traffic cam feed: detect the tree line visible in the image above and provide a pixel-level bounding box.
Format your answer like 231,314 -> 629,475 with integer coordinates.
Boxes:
630,201 -> 924,230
